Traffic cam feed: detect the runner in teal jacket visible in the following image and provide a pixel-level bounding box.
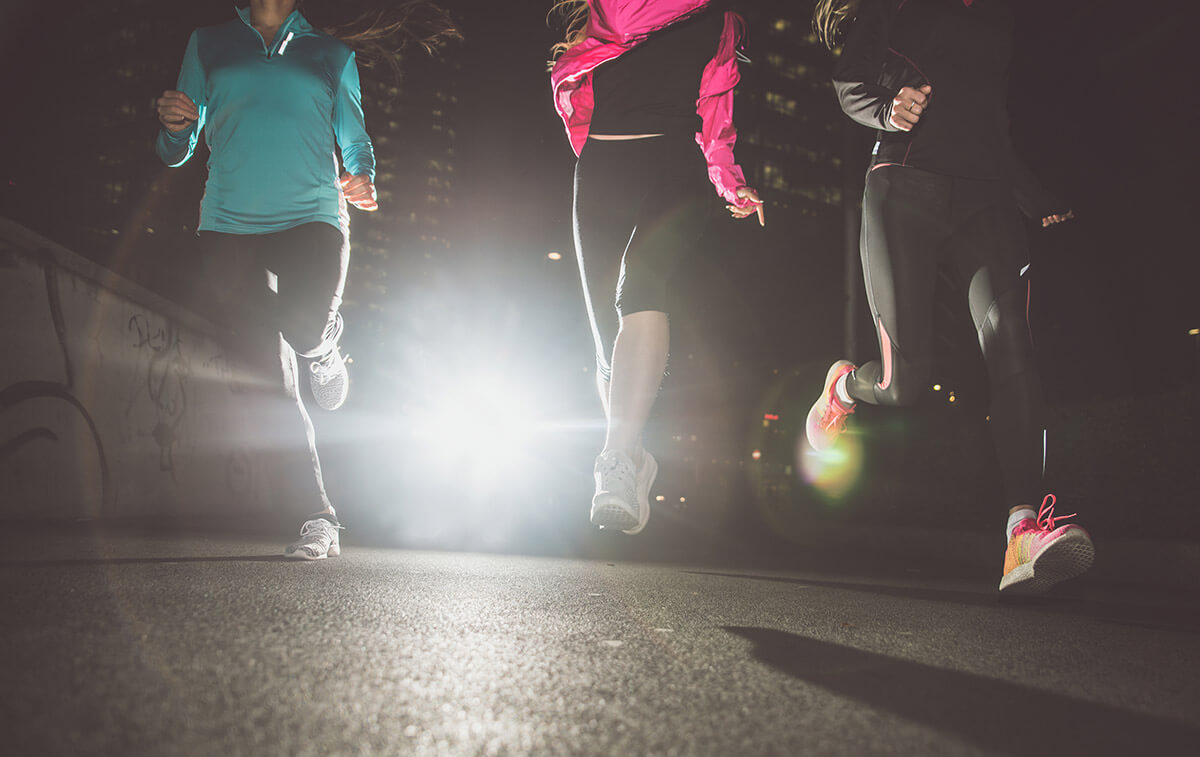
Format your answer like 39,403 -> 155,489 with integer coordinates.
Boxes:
156,4 -> 376,234
154,1 -> 382,560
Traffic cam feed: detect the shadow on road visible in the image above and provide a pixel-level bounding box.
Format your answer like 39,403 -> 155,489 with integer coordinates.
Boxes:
690,571 -> 1200,635
725,626 -> 1200,753
0,555 -> 293,567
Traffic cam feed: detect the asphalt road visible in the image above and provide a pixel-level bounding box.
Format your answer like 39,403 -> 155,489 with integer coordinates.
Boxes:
2,528 -> 1198,756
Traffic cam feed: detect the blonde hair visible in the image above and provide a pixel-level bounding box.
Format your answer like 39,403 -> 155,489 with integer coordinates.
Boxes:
548,0 -> 590,60
812,0 -> 860,49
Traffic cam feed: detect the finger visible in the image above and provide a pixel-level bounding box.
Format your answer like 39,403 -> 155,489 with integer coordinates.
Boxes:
891,100 -> 918,122
157,104 -> 197,124
158,104 -> 195,121
756,203 -> 765,227
899,86 -> 923,105
890,110 -> 916,130
159,92 -> 198,118
343,182 -> 373,201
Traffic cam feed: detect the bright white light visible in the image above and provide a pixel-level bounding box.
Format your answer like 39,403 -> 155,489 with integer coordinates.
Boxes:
547,251 -> 563,261
406,372 -> 545,490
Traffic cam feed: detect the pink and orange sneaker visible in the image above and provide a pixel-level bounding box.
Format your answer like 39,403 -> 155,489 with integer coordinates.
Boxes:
806,360 -> 857,452
999,494 -> 1095,594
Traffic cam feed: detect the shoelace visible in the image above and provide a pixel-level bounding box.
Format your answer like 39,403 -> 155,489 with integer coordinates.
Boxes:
599,455 -> 635,489
310,314 -> 346,384
310,347 -> 345,384
1034,493 -> 1076,532
299,518 -> 340,539
820,395 -> 855,432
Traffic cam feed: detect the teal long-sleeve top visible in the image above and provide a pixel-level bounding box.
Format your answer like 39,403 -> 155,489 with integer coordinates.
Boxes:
156,7 -> 375,235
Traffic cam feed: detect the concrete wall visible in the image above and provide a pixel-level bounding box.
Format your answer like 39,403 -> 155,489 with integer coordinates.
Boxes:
0,217 -> 304,519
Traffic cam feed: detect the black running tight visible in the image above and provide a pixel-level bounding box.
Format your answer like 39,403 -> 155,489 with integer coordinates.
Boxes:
847,165 -> 1046,508
572,135 -> 713,381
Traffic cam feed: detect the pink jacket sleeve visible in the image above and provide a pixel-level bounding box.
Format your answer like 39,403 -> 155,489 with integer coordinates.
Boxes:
696,12 -> 749,206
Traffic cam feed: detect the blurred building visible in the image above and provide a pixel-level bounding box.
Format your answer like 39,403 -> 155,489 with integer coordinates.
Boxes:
347,47 -> 461,339
1,0 -> 462,337
734,2 -> 851,220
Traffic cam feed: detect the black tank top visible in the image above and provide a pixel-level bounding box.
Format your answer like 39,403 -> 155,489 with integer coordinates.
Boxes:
589,9 -> 724,136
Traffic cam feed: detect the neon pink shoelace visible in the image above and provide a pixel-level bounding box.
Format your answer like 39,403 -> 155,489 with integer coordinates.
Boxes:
820,397 -> 854,432
1035,494 -> 1077,532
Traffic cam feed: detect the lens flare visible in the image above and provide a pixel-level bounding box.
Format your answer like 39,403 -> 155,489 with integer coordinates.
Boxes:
798,431 -> 863,501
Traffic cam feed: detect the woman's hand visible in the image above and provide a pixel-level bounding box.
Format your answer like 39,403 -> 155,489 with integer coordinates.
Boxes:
1041,210 -> 1075,228
728,186 -> 765,226
155,90 -> 198,132
340,173 -> 378,211
889,84 -> 931,131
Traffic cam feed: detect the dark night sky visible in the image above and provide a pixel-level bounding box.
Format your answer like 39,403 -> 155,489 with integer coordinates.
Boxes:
1,1 -> 1196,404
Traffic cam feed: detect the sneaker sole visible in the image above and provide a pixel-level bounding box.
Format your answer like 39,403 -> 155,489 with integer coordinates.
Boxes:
284,542 -> 339,560
998,529 -> 1095,594
284,548 -> 327,561
591,498 -> 640,531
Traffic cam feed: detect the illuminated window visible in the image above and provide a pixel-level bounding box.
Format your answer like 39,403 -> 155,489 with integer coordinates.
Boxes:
765,91 -> 798,116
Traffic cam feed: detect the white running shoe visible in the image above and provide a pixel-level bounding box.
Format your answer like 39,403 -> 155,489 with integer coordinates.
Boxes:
591,449 -> 657,535
284,516 -> 342,560
309,313 -> 349,411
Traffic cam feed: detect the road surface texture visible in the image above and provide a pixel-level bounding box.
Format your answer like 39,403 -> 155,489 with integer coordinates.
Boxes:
2,525 -> 1197,756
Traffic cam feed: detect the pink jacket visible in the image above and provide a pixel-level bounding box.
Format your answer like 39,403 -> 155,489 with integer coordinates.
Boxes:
550,0 -> 750,206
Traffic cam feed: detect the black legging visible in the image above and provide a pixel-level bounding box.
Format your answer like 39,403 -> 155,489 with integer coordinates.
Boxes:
572,135 -> 713,381
847,165 -> 1045,507
199,222 -> 348,359
198,222 -> 348,512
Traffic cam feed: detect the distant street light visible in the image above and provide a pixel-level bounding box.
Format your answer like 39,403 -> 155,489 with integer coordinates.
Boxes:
547,251 -> 562,261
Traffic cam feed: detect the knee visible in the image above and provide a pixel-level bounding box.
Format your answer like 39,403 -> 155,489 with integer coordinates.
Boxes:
853,358 -> 927,407
978,291 -> 1035,384
875,379 -> 924,407
285,311 -> 339,358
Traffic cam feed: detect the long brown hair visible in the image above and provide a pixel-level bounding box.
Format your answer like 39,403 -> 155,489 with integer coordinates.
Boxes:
548,0 -> 590,60
298,1 -> 462,74
812,0 -> 860,49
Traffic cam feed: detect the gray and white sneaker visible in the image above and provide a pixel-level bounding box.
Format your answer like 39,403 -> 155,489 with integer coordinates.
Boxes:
591,449 -> 657,535
309,313 -> 349,411
284,515 -> 342,560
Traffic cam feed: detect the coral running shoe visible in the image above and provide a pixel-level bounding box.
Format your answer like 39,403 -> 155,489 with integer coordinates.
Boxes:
806,360 -> 857,452
1000,494 -> 1094,594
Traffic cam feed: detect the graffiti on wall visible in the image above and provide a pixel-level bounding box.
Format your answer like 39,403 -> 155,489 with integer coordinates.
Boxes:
127,313 -> 189,478
0,256 -> 112,510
